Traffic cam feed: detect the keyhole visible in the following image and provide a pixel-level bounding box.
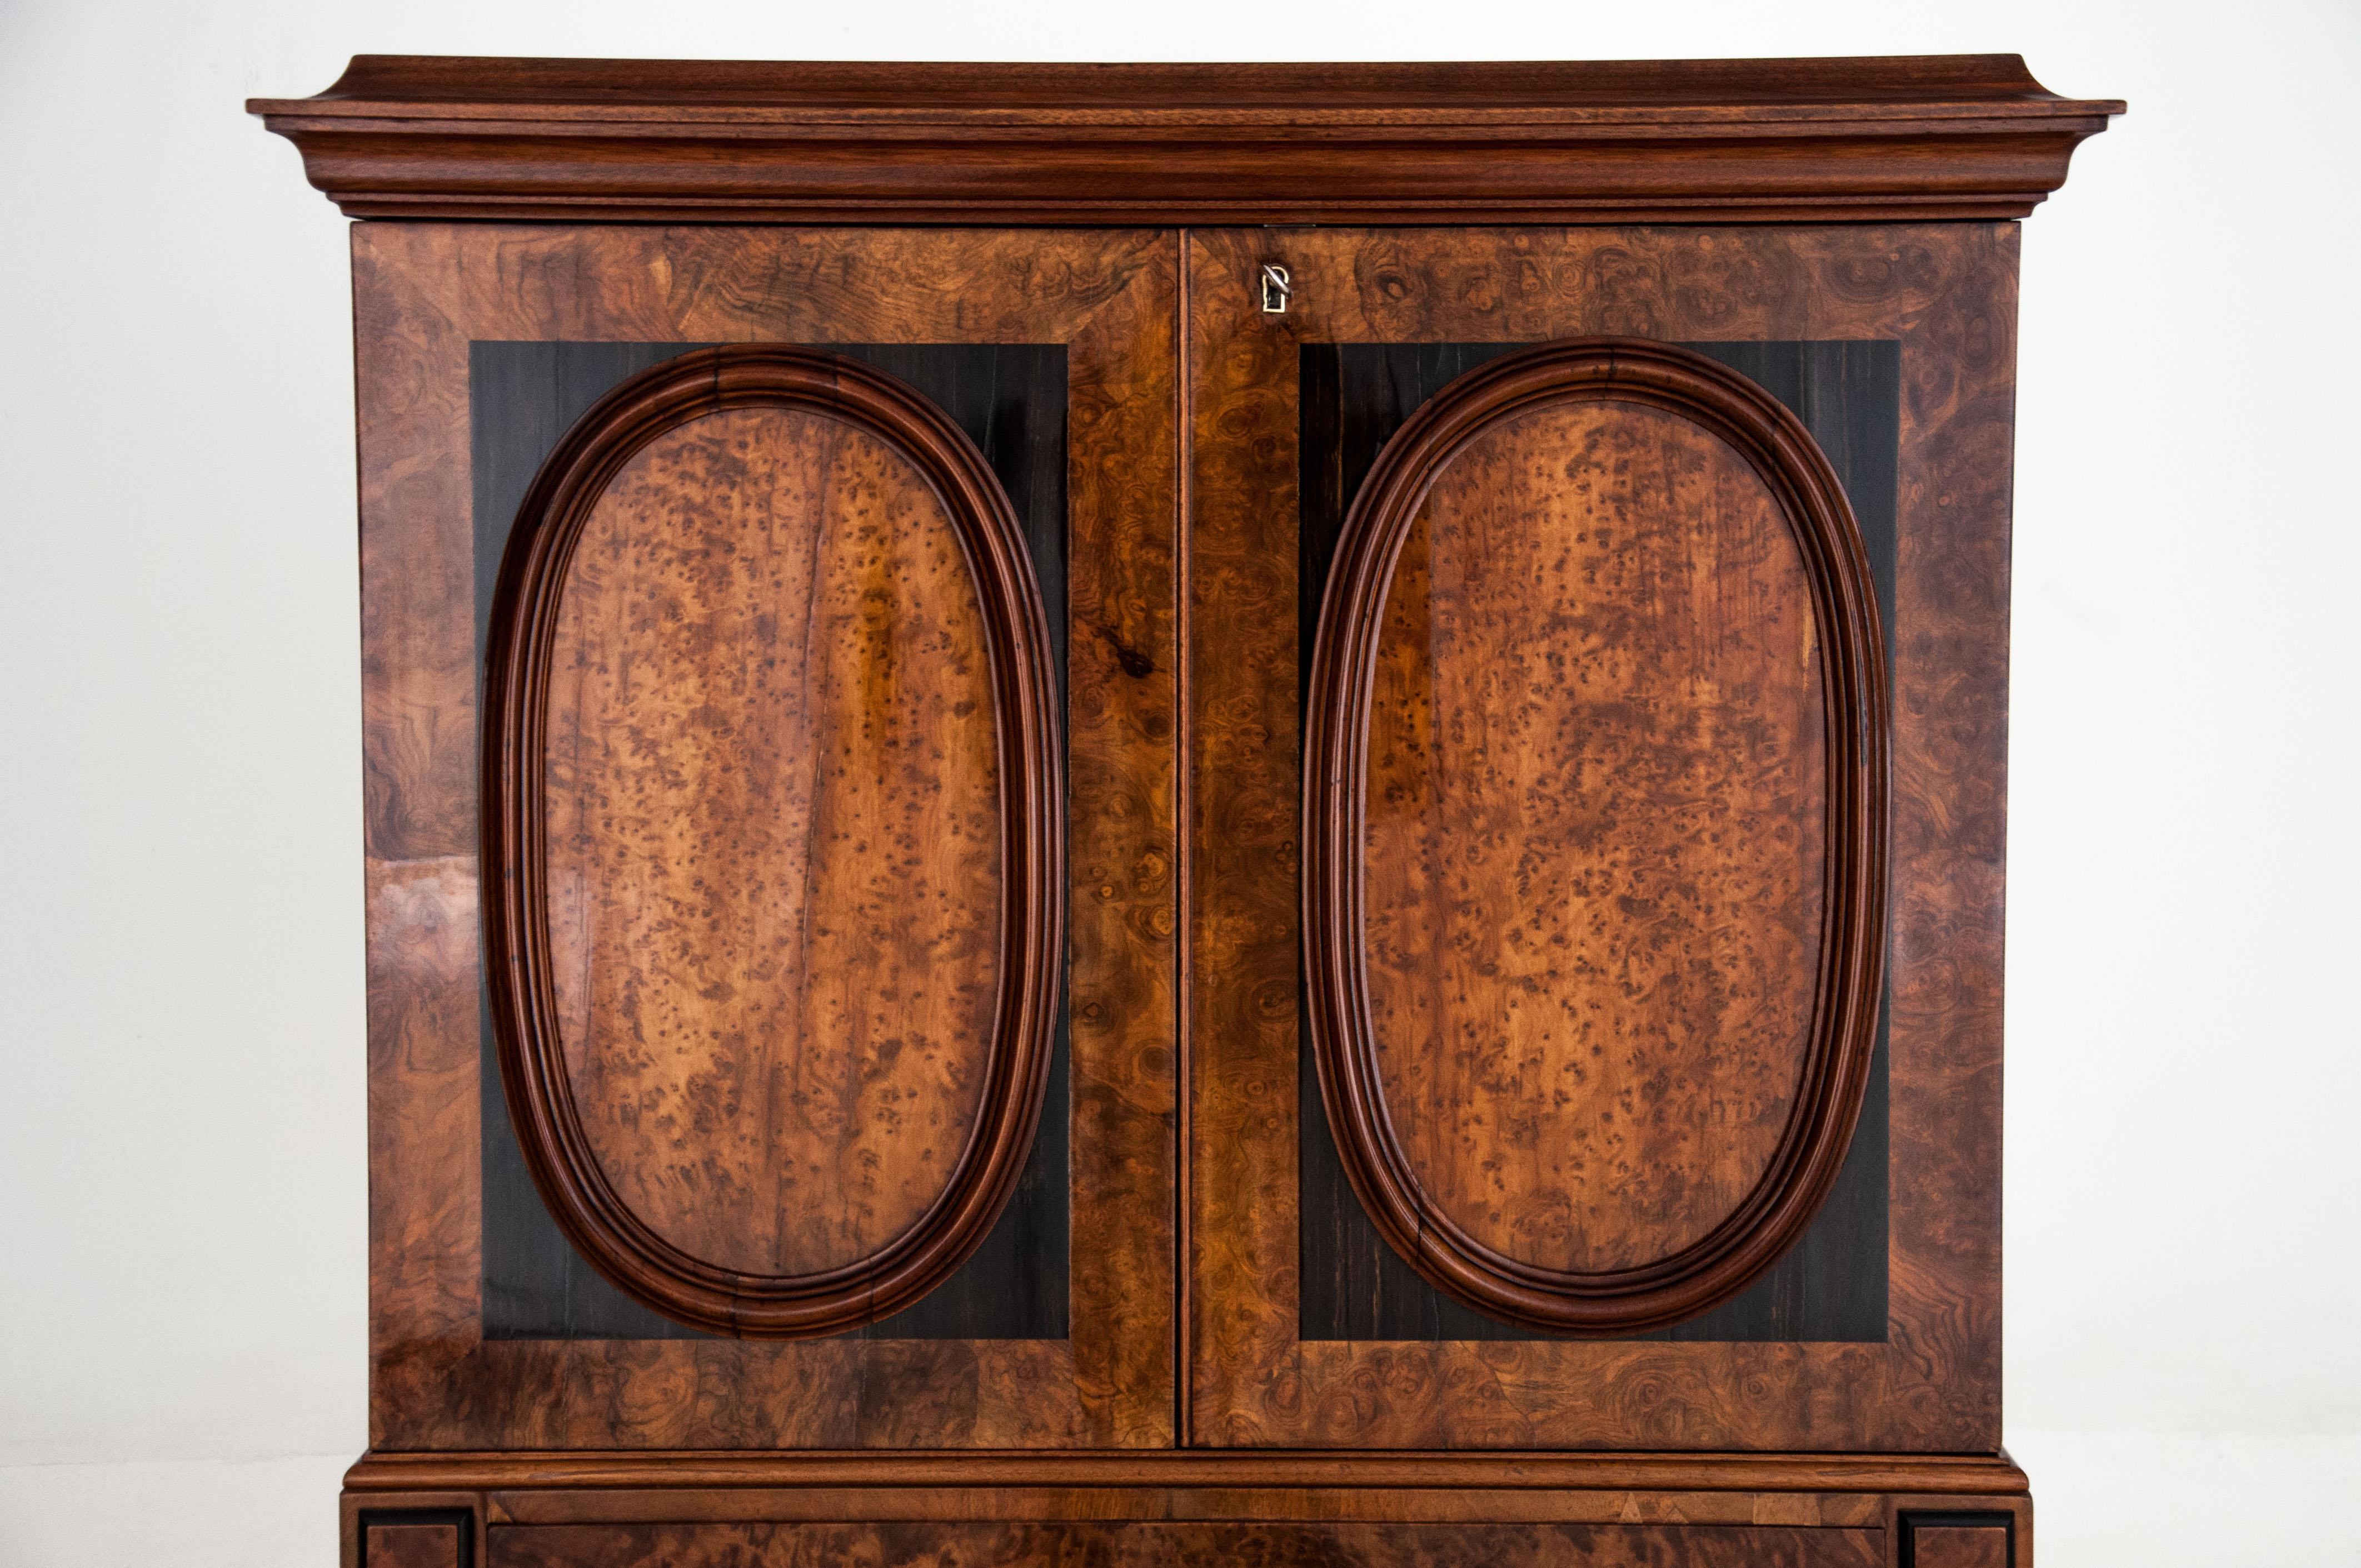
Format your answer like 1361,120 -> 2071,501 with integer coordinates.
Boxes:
1260,263 -> 1292,314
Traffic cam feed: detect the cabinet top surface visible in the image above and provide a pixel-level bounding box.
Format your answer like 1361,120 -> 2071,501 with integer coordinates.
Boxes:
250,54 -> 2119,225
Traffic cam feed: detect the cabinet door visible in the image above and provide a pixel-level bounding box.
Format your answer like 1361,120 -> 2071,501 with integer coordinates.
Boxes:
1184,226 -> 2015,1450
359,226 -> 1177,1448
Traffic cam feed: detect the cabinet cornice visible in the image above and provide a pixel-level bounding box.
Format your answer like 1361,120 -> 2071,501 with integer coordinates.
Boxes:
250,54 -> 2120,224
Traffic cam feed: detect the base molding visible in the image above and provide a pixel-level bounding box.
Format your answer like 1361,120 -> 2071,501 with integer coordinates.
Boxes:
343,1451 -> 2032,1567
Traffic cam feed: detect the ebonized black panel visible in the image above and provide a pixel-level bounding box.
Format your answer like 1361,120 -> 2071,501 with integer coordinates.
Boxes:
1296,339 -> 1899,1344
470,340 -> 1070,1341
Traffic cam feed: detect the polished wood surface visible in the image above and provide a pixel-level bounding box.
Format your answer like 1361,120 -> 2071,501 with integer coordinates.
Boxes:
345,1449 -> 2031,1497
1910,1525 -> 2011,1568
483,1493 -> 1885,1527
249,55 -> 2117,224
1892,1501 -> 2031,1568
1368,398 -> 1821,1282
487,1522 -> 1883,1566
485,347 -> 1061,1338
337,1451 -> 2045,1568
1295,338 -> 1900,1347
347,1461 -> 2046,1568
471,339 -> 1075,1342
547,404 -> 1003,1281
1304,338 -> 1885,1335
367,1521 -> 465,1568
1189,223 -> 2016,1447
347,1500 -> 483,1568
287,52 -> 2114,1565
357,225 -> 1176,1445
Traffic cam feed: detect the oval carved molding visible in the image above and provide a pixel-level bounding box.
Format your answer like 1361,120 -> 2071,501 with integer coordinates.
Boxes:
1301,337 -> 1890,1335
481,345 -> 1064,1339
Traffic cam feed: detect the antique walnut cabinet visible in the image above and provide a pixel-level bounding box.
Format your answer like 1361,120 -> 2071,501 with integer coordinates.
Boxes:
252,54 -> 2117,1568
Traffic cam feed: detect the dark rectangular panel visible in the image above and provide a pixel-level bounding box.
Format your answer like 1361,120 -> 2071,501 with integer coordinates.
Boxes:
1296,339 -> 1899,1344
470,341 -> 1070,1341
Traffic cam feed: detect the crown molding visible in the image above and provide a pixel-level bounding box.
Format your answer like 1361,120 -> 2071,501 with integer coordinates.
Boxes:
251,55 -> 2121,225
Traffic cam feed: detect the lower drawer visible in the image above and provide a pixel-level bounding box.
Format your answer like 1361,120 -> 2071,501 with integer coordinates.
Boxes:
487,1521 -> 1886,1567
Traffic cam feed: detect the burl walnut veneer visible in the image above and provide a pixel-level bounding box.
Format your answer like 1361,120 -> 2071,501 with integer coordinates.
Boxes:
253,53 -> 2117,1568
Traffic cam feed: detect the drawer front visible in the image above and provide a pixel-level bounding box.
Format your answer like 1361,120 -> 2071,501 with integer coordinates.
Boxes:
490,1521 -> 1884,1567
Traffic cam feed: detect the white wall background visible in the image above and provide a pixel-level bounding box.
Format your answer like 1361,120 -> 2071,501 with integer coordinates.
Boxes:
1,1 -> 2353,1564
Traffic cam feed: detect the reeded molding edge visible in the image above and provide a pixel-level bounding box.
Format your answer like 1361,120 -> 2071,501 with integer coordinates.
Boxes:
1301,337 -> 1891,1336
480,345 -> 1064,1339
249,54 -> 2120,223
343,1449 -> 2031,1495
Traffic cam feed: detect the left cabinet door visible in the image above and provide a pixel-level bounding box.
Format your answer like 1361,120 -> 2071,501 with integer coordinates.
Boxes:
356,225 -> 1179,1450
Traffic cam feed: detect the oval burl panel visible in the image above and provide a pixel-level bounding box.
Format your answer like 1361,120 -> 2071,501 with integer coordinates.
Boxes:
547,406 -> 1000,1277
1304,338 -> 1886,1335
483,347 -> 1061,1338
1369,396 -> 1825,1272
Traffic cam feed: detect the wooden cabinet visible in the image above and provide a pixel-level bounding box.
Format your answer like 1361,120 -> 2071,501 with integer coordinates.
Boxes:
256,53 -> 2116,1568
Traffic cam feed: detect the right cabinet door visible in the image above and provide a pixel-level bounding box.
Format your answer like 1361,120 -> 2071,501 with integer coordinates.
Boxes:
1183,224 -> 2018,1451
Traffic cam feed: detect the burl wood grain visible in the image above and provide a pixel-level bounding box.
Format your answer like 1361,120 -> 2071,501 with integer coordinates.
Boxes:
355,223 -> 1177,1447
545,406 -> 1001,1277
1909,1526 -> 2010,1568
489,1521 -> 1883,1568
1187,223 -> 2019,1449
1365,398 -> 1823,1276
348,1451 -> 2030,1558
367,1522 -> 464,1568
